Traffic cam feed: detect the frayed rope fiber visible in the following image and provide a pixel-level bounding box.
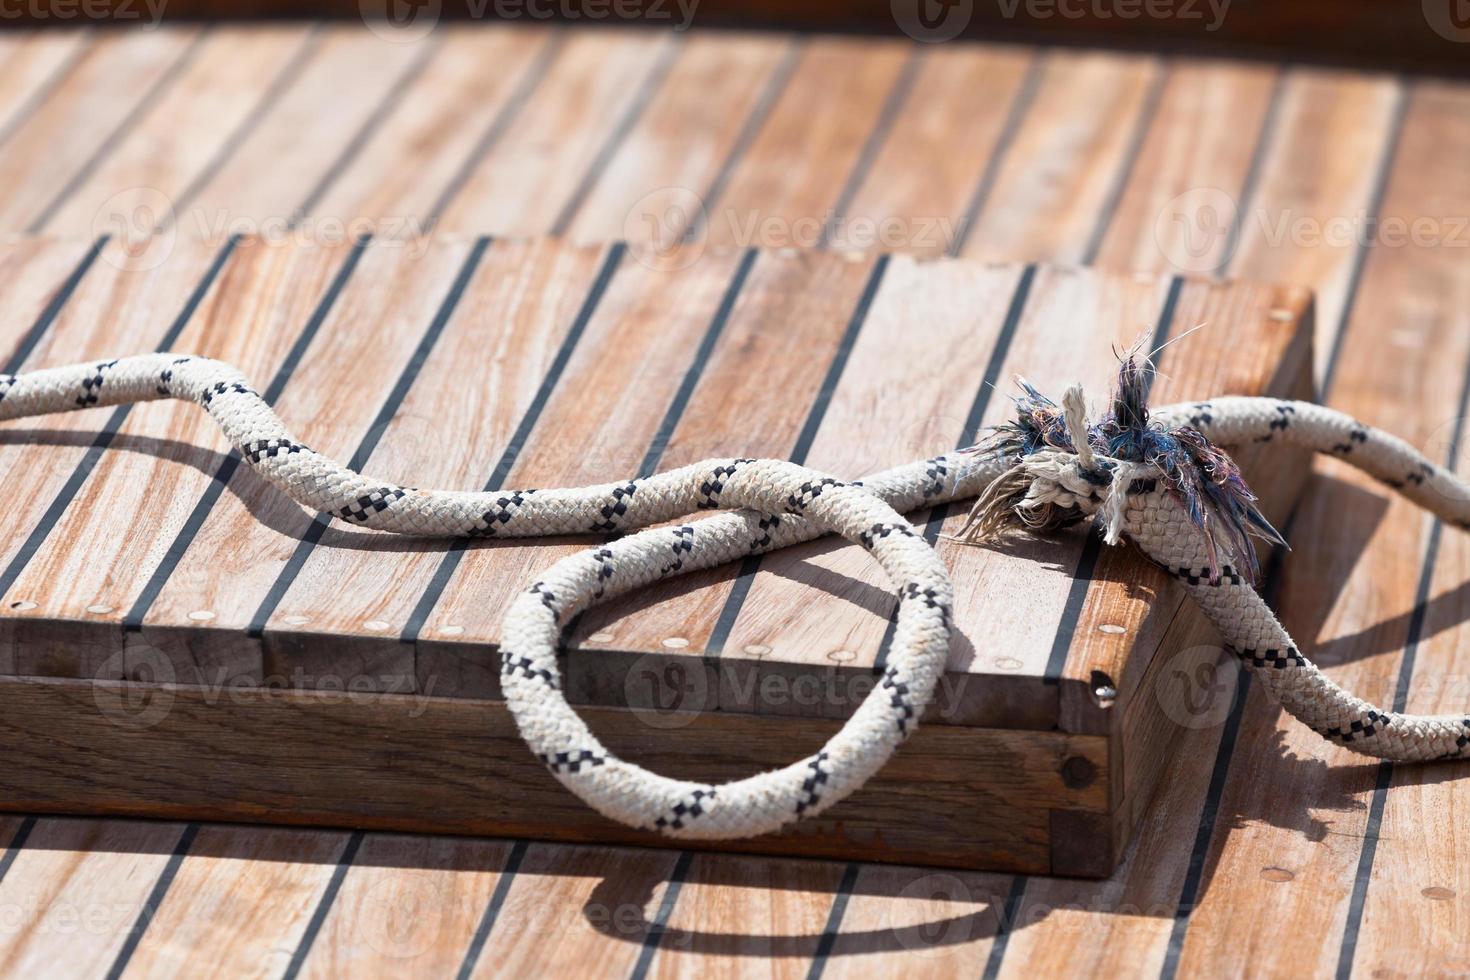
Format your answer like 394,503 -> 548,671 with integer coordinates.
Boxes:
3,351 -> 1470,840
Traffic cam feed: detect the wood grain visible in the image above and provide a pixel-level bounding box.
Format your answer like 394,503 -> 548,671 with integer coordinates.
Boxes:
178,27 -> 426,236
116,825 -> 350,978
702,36 -> 912,249
3,239 -> 357,676
836,44 -> 1036,256
566,32 -> 794,247
1227,68 -> 1403,376
1171,79 -> 1470,977
955,51 -> 1162,264
475,844 -> 681,976
40,25 -> 313,236
0,675 -> 1105,874
296,834 -> 515,978
136,237 -> 486,678
0,27 -> 201,232
0,816 -> 184,976
434,30 -> 677,236
1092,58 -> 1280,276
309,24 -> 554,232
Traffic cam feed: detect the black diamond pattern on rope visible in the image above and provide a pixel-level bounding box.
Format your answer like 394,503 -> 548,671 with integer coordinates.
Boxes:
1231,644 -> 1307,669
1317,709 -> 1392,744
921,456 -> 948,499
592,547 -> 615,599
881,665 -> 916,735
785,477 -> 843,514
75,359 -> 118,406
1332,426 -> 1370,455
590,482 -> 638,532
241,438 -> 309,464
337,487 -> 407,523
901,581 -> 951,629
200,380 -> 257,407
654,788 -> 717,830
1187,402 -> 1214,428
748,514 -> 781,553
540,749 -> 606,774
697,459 -> 755,508
795,752 -> 829,815
661,526 -> 694,575
501,648 -> 560,689
859,521 -> 917,551
471,490 -> 538,537
1172,564 -> 1243,586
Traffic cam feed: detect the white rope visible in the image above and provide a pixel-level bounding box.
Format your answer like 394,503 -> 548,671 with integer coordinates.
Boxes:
0,353 -> 1467,841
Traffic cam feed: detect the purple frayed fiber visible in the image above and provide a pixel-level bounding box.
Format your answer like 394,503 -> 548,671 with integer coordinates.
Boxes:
967,354 -> 1285,584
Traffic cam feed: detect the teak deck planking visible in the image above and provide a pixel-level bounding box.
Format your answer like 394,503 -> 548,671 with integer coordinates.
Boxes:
0,21 -> 1462,978
0,236 -> 1307,879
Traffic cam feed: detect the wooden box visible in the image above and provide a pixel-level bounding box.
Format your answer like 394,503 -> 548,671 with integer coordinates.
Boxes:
0,234 -> 1312,876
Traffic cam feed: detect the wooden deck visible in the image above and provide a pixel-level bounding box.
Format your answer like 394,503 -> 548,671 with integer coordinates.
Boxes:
0,21 -> 1465,977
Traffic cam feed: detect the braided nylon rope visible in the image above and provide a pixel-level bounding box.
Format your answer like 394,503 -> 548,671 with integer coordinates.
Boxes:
2,353 -> 1468,839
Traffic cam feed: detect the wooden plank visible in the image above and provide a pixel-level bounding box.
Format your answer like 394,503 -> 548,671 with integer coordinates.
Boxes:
819,865 -> 1012,976
0,28 -> 201,232
40,26 -> 314,237
268,243 -> 742,686
834,44 -> 1036,257
434,30 -> 678,237
1091,58 -> 1281,275
709,257 -> 1041,715
566,32 -> 794,247
310,24 -> 555,233
955,50 -> 1162,264
133,237 -> 492,681
702,37 -> 912,249
296,834 -> 516,978
0,675 -> 1102,874
567,248 -> 881,653
0,816 -> 185,975
640,853 -> 847,977
1227,68 -> 1403,379
253,238 -> 611,685
1,239 -> 362,679
1052,277 -> 1314,736
0,31 -> 91,147
179,27 -> 427,237
1247,80 -> 1470,980
1169,78 -> 1470,978
115,825 -> 350,978
0,237 -> 229,677
474,844 -> 681,976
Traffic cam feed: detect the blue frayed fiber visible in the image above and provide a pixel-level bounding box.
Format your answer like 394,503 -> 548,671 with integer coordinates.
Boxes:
974,355 -> 1285,584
